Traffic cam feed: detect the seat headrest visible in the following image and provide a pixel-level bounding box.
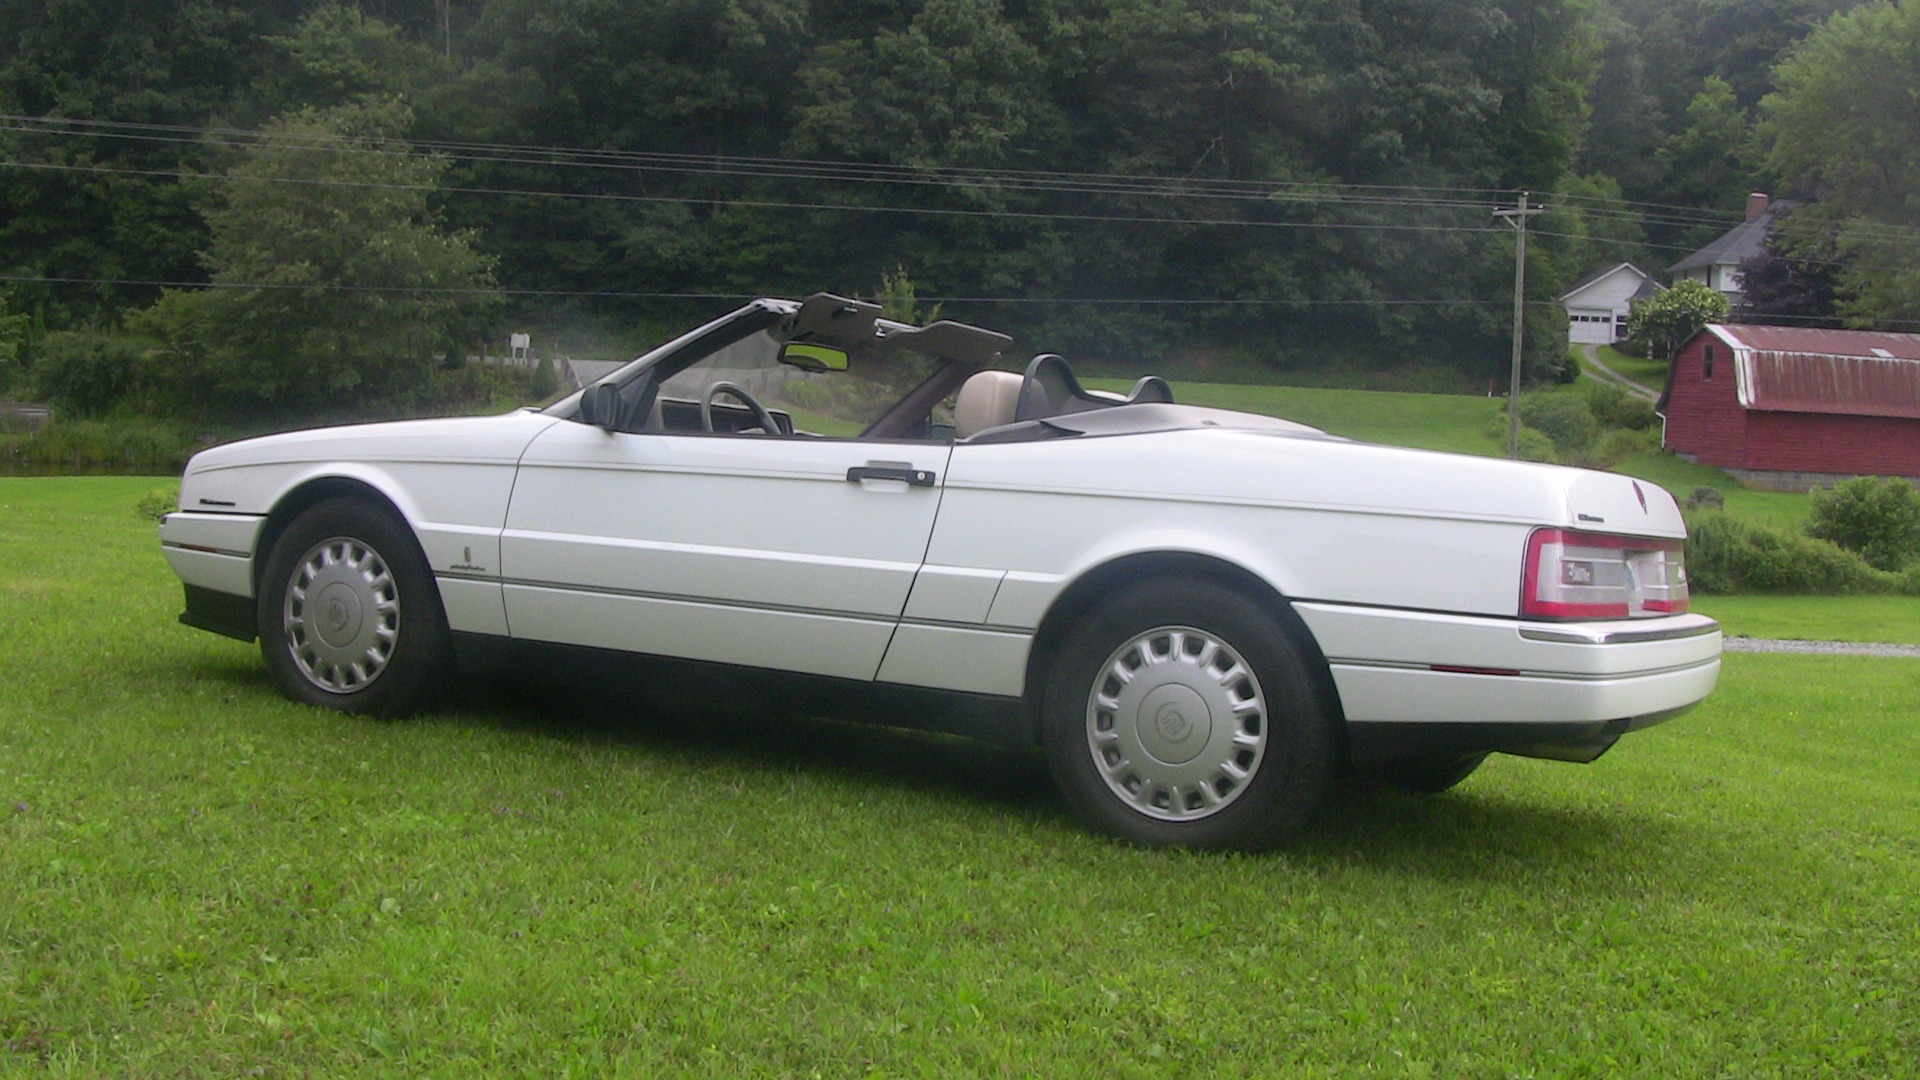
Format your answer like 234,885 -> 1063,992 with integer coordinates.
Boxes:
953,369 -> 1025,439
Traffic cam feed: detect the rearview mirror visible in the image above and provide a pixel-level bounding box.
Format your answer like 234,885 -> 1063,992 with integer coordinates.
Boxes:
779,342 -> 850,372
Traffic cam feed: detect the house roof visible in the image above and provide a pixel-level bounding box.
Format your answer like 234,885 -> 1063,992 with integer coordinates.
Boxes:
1559,262 -> 1657,303
1689,324 -> 1920,419
1669,202 -> 1798,274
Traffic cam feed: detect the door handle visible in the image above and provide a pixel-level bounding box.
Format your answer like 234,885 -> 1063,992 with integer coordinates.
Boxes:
846,463 -> 936,487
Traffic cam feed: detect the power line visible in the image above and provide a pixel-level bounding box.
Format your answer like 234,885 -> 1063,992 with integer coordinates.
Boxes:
0,159 -> 1506,236
0,272 -> 1514,307
16,112 -> 1920,253
0,112 -> 1517,210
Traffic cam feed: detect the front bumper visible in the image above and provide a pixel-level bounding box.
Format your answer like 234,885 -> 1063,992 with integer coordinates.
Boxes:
160,511 -> 266,641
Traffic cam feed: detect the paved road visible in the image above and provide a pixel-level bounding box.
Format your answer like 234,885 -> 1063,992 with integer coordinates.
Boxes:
1722,637 -> 1920,658
1578,343 -> 1660,403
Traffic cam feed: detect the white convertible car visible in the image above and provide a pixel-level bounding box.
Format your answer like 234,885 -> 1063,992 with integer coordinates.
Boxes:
161,294 -> 1720,848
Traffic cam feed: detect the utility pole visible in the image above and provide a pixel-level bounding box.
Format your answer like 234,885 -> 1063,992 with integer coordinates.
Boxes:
1494,192 -> 1543,459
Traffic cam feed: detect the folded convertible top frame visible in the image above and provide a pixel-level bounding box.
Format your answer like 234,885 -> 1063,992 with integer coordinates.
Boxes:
785,292 -> 1013,367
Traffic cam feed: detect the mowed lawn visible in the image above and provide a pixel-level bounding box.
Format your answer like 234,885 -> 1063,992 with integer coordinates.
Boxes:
4,478 -> 1918,1076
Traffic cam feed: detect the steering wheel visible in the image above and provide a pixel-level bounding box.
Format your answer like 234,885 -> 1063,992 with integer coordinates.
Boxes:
700,381 -> 781,435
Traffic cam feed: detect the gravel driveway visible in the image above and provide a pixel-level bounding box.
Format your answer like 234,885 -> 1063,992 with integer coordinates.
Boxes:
1722,637 -> 1920,658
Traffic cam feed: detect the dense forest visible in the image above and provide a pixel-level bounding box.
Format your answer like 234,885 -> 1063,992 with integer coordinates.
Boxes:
1,0 -> 1916,425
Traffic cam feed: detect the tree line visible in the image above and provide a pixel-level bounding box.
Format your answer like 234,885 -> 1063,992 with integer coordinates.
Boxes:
0,0 -> 1914,424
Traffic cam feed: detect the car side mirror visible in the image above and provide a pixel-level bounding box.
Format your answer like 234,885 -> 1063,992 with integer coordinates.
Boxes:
578,382 -> 620,430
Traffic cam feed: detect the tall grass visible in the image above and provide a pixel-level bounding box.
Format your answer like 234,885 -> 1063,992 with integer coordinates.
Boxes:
1,417 -> 199,471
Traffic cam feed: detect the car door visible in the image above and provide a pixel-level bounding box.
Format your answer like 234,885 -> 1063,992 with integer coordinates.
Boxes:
500,405 -> 951,683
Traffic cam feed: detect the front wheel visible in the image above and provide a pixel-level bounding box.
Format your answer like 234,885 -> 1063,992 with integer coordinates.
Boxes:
1042,579 -> 1336,850
256,498 -> 450,716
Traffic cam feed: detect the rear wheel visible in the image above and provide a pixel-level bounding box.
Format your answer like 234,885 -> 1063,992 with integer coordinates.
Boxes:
1042,579 -> 1335,850
257,498 -> 449,715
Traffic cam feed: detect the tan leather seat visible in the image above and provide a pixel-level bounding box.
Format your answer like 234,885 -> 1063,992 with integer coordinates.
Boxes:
952,369 -> 1025,438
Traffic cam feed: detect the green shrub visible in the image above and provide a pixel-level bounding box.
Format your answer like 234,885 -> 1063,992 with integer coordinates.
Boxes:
34,331 -> 145,418
530,355 -> 559,400
135,485 -> 180,521
1684,485 -> 1725,511
1515,391 -> 1598,456
1573,427 -> 1659,470
1805,476 -> 1920,571
16,418 -> 197,469
1583,381 -> 1657,430
1684,510 -> 1902,594
1514,426 -> 1558,463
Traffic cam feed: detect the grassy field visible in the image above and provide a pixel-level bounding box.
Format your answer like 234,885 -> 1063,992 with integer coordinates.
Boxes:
1593,345 -> 1670,394
1693,594 -> 1920,644
4,477 -> 1918,1075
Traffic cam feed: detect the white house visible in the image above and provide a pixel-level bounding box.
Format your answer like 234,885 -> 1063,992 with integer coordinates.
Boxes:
1669,193 -> 1794,305
1559,262 -> 1660,345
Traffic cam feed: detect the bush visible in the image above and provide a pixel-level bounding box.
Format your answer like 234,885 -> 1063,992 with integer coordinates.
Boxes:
1804,476 -> 1920,571
1512,426 -> 1558,463
1513,392 -> 1598,457
1570,427 -> 1659,469
135,485 -> 180,521
14,418 -> 197,469
34,331 -> 144,418
530,356 -> 559,400
1684,511 -> 1903,594
1684,486 -> 1725,511
1583,381 -> 1657,430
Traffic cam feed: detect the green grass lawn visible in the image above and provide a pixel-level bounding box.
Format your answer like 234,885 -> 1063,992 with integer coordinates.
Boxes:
1593,344 -> 1671,394
4,477 -> 1918,1075
1692,594 -> 1920,644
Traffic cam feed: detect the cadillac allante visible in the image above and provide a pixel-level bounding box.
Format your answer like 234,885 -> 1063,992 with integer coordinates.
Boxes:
160,294 -> 1721,848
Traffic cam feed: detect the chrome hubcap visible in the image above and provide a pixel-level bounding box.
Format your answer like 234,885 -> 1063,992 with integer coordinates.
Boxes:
1086,626 -> 1268,821
283,536 -> 399,694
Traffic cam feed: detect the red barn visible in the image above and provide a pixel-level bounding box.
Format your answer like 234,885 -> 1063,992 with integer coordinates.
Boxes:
1658,324 -> 1920,491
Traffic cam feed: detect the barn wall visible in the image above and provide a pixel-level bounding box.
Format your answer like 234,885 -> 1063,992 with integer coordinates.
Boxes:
1741,411 -> 1920,479
1661,337 -> 1748,464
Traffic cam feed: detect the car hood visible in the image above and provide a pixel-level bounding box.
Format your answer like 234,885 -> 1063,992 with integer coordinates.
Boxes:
185,412 -> 562,475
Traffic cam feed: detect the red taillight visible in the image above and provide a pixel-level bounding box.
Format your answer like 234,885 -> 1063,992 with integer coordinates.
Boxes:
1521,528 -> 1689,620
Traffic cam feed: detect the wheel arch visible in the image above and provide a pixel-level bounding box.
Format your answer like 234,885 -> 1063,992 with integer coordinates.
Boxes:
252,475 -> 430,597
1022,550 -> 1348,752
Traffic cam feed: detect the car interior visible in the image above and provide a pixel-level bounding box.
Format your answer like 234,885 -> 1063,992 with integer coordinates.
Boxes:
567,293 -> 1180,444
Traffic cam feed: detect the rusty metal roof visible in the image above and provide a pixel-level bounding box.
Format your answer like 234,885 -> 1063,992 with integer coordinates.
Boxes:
1706,324 -> 1920,419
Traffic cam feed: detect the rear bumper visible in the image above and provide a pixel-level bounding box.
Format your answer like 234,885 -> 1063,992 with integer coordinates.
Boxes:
1292,602 -> 1720,764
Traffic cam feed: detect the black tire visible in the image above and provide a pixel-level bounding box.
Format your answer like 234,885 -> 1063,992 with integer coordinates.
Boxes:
256,498 -> 450,716
1380,753 -> 1487,794
1041,578 -> 1336,850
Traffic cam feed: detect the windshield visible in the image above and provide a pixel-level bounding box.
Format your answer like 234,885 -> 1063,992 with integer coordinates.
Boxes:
657,327 -> 947,436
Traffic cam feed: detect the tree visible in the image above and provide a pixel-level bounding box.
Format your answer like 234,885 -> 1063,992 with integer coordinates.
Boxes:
1657,77 -> 1763,247
1627,279 -> 1729,359
1763,0 -> 1920,326
138,98 -> 499,414
1737,208 -> 1840,327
